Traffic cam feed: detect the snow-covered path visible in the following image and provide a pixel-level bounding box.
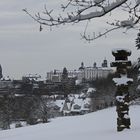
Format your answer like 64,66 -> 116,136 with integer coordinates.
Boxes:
0,105 -> 140,140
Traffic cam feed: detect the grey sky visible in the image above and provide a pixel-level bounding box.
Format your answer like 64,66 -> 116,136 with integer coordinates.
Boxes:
0,0 -> 139,79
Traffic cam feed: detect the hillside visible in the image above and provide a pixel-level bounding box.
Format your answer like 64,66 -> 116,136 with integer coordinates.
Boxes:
0,105 -> 140,140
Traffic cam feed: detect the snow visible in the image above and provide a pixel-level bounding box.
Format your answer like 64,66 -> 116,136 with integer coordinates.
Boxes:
54,100 -> 65,112
112,48 -> 131,54
116,95 -> 125,102
87,87 -> 96,93
10,121 -> 27,129
71,96 -> 90,112
0,76 -> 11,81
113,74 -> 133,86
137,75 -> 140,81
120,17 -> 135,28
137,85 -> 140,90
63,0 -> 127,22
14,94 -> 25,97
75,79 -> 82,85
0,105 -> 140,140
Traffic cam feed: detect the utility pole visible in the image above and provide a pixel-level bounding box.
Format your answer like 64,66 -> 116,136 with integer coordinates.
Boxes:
111,48 -> 133,132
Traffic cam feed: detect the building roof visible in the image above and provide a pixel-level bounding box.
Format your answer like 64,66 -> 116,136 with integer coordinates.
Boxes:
54,100 -> 65,112
71,95 -> 91,112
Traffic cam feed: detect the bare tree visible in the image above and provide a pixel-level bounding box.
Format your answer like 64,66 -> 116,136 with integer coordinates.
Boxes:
23,0 -> 140,41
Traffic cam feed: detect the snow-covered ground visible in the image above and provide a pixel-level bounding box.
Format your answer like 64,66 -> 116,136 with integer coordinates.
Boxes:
0,105 -> 140,140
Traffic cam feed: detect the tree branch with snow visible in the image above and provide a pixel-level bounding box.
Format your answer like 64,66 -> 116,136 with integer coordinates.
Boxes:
23,0 -> 140,41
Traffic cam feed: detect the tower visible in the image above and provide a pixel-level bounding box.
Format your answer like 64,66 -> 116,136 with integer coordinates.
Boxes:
0,65 -> 2,79
102,58 -> 108,67
93,62 -> 97,68
79,62 -> 85,70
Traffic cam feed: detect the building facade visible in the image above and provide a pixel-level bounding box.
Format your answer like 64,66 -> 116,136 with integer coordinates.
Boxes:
47,59 -> 113,82
82,67 -> 113,81
47,70 -> 80,82
78,59 -> 113,81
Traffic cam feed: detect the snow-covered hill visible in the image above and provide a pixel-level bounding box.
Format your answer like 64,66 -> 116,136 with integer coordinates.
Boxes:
0,105 -> 140,140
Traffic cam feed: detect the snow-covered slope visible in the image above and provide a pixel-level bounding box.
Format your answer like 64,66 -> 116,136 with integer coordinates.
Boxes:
0,106 -> 140,140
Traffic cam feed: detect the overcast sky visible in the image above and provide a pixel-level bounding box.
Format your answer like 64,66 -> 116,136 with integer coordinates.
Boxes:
0,0 -> 139,79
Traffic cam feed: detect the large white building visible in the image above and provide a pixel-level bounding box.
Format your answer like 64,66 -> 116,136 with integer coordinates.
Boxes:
81,67 -> 113,81
78,59 -> 113,81
46,59 -> 114,82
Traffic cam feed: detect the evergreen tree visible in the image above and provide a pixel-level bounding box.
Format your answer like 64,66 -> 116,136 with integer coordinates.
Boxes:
62,67 -> 68,81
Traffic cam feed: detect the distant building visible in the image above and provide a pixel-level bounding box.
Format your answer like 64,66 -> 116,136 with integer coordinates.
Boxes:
82,67 -> 113,81
22,74 -> 43,89
22,74 -> 42,83
47,69 -> 80,82
47,70 -> 63,82
0,76 -> 13,89
51,74 -> 61,83
79,59 -> 113,81
47,59 -> 113,82
53,93 -> 91,116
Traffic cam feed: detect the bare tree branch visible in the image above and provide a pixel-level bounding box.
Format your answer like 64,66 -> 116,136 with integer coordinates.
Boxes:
81,26 -> 121,42
23,0 -> 140,41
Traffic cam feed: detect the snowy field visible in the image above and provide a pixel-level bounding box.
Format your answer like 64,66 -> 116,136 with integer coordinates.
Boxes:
0,105 -> 140,140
